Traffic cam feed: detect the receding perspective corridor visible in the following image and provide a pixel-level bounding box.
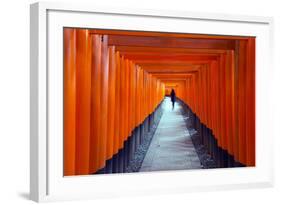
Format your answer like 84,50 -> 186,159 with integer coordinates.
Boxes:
140,97 -> 201,172
63,28 -> 255,176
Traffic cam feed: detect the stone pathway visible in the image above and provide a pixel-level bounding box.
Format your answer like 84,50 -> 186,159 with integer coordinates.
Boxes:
140,97 -> 202,172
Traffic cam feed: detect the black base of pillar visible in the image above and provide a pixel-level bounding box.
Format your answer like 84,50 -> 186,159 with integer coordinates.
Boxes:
96,167 -> 106,174
92,100 -> 164,174
176,98 -> 246,169
105,158 -> 113,174
112,153 -> 119,173
234,161 -> 245,167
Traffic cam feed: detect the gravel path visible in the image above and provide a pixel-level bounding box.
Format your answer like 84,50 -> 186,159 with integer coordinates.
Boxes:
126,107 -> 163,172
179,100 -> 218,169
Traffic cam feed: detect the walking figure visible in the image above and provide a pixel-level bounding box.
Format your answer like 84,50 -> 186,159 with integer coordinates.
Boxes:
170,89 -> 176,110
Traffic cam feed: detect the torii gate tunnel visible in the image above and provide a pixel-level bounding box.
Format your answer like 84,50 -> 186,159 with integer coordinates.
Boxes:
63,28 -> 255,176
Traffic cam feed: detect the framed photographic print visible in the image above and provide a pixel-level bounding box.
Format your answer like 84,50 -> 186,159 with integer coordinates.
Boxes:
30,1 -> 274,202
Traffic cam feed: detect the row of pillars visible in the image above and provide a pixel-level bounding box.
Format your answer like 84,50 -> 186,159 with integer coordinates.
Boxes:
175,39 -> 255,166
97,103 -> 163,174
178,98 -> 245,167
63,28 -> 165,176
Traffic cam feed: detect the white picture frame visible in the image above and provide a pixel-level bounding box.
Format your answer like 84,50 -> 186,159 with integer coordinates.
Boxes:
30,1 -> 274,202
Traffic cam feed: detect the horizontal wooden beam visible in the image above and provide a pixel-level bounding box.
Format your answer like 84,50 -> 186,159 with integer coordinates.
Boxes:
139,64 -> 204,74
161,79 -> 188,82
89,29 -> 250,40
116,46 -> 227,54
149,71 -> 199,75
108,35 -> 236,50
135,60 -> 213,64
136,65 -> 206,73
140,63 -> 203,67
122,54 -> 219,61
152,73 -> 194,77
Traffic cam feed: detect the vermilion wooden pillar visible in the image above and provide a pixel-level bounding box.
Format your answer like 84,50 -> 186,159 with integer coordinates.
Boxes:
106,46 -> 116,160
246,38 -> 256,166
220,54 -> 227,152
135,66 -> 141,126
63,28 -> 76,176
209,61 -> 217,136
75,29 -> 91,175
139,68 -> 144,124
225,50 -> 234,158
233,40 -> 240,163
99,35 -> 109,169
206,64 -> 209,128
89,34 -> 102,173
114,52 -> 121,154
131,62 -> 136,130
237,40 -> 247,165
127,61 -> 132,135
119,56 -> 125,148
124,59 -> 129,139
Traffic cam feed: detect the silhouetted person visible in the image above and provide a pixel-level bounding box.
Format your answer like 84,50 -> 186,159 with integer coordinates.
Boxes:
170,89 -> 176,109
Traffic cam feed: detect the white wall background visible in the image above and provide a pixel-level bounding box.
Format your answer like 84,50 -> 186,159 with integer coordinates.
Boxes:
0,0 -> 280,204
